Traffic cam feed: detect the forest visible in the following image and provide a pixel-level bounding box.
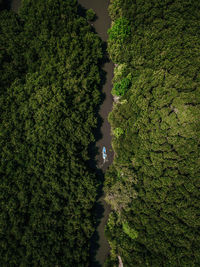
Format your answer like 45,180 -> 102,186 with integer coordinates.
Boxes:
0,0 -> 103,266
104,0 -> 200,266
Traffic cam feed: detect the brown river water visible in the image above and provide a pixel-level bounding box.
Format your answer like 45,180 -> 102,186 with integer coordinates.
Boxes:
78,1 -> 114,266
10,0 -> 114,265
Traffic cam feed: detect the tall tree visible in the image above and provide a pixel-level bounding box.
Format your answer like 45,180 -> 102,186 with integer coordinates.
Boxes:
105,0 -> 200,266
0,0 -> 103,265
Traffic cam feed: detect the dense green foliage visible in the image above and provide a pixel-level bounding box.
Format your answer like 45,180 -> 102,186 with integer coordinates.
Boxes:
86,8 -> 96,22
112,77 -> 131,96
113,127 -> 124,138
108,17 -> 131,42
122,221 -> 138,240
0,0 -> 103,265
105,0 -> 200,266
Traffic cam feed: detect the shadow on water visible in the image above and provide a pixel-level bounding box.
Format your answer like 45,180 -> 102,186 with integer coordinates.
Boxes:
86,44 -> 111,266
78,1 -> 114,265
87,56 -> 109,170
87,38 -> 111,169
87,144 -> 106,266
89,176 -> 105,267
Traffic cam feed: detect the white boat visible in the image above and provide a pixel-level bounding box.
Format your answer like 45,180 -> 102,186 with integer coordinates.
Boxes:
102,146 -> 107,161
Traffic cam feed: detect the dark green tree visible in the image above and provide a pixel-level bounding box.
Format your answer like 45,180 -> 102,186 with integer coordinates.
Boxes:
0,0 -> 103,265
105,0 -> 200,266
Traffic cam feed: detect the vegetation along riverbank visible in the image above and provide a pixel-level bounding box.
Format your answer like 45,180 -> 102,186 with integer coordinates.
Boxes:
0,0 -> 105,265
78,0 -> 114,266
1,0 -> 200,266
104,0 -> 200,266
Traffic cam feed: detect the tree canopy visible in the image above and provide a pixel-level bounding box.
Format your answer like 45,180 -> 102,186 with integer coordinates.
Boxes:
105,0 -> 200,266
0,0 -> 103,265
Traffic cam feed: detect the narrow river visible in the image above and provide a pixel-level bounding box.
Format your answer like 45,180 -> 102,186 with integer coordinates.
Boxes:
10,0 -> 114,265
78,0 -> 114,266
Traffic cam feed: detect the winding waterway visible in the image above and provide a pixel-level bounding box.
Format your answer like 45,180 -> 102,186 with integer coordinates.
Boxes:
10,0 -> 113,265
78,0 -> 114,266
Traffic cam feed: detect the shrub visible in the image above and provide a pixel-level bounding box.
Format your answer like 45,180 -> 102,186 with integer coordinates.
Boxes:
108,17 -> 131,42
112,77 -> 131,96
113,127 -> 124,138
86,9 -> 96,21
122,222 -> 138,239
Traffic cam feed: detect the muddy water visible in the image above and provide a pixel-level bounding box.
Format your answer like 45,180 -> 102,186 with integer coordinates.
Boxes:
78,0 -> 114,266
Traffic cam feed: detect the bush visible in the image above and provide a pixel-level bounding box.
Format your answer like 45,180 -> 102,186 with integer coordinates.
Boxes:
122,222 -> 138,239
113,127 -> 124,138
108,17 -> 131,42
0,1 -> 103,265
112,77 -> 131,96
86,8 -> 96,21
105,0 -> 200,266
